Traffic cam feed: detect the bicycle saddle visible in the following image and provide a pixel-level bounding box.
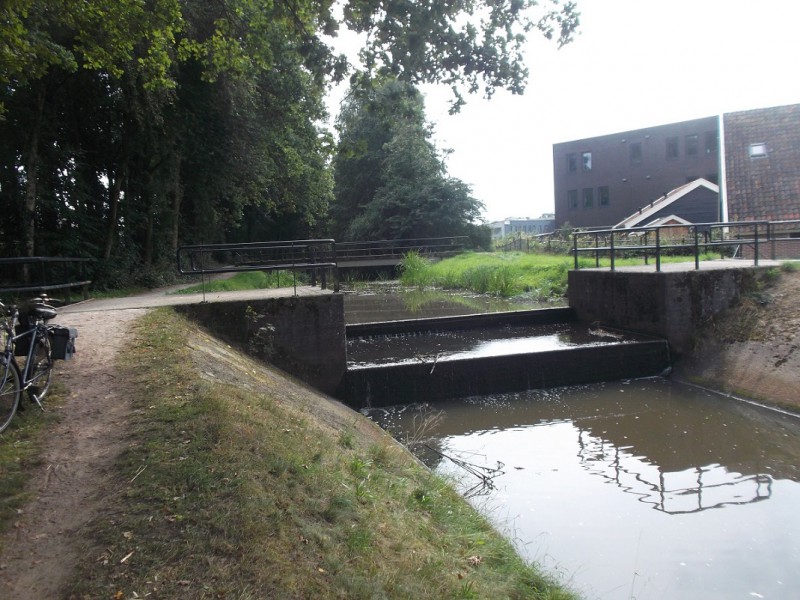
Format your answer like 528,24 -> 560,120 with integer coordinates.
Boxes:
30,303 -> 57,321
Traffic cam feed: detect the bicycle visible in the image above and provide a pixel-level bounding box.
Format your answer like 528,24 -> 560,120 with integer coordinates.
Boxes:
0,295 -> 59,434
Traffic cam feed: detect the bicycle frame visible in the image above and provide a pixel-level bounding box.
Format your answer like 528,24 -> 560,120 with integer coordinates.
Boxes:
2,303 -> 54,404
12,314 -> 50,391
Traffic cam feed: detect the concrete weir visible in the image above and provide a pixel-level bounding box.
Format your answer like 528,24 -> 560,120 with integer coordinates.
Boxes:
567,261 -> 782,356
176,293 -> 347,395
343,309 -> 671,408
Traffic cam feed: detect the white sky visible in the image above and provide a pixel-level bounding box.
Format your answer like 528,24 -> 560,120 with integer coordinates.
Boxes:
327,0 -> 800,223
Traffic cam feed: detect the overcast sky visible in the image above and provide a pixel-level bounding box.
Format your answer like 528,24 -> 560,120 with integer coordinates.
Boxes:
328,0 -> 800,223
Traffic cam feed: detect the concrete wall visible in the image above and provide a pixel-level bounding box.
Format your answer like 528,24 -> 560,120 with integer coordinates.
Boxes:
344,341 -> 671,408
567,267 -> 770,355
177,294 -> 346,395
346,307 -> 576,338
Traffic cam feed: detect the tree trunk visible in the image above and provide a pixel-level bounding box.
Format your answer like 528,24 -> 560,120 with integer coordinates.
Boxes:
23,89 -> 46,260
144,203 -> 154,268
103,160 -> 127,260
170,150 -> 182,253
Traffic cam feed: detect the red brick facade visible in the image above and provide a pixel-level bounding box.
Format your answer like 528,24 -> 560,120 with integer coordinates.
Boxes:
724,104 -> 800,222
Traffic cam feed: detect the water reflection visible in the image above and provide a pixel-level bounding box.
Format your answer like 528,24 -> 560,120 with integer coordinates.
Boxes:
348,323 -> 648,368
365,379 -> 800,599
576,430 -> 773,514
343,287 -> 558,324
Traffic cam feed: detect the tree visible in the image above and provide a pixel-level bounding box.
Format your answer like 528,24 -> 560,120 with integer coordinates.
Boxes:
331,78 -> 485,242
342,0 -> 580,111
0,0 -> 577,285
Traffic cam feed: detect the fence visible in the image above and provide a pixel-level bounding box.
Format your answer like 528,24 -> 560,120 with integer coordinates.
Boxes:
0,257 -> 93,301
176,239 -> 339,293
571,220 -> 800,271
335,236 -> 468,263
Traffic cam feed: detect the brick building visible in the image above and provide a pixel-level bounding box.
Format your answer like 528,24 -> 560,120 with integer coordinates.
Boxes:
552,103 -> 800,230
723,104 -> 800,222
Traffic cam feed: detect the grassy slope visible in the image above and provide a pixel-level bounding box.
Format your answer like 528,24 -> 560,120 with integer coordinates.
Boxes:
399,251 -> 723,299
63,309 -> 577,599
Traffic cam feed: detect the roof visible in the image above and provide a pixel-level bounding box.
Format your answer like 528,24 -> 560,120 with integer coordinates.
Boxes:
614,178 -> 720,229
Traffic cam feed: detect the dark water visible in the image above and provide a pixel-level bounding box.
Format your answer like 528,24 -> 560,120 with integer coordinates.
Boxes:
342,287 -> 559,324
346,289 -> 800,598
365,380 -> 800,600
347,322 -> 646,368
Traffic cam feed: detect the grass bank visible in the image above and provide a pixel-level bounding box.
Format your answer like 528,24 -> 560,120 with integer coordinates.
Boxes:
0,387 -> 65,537
400,251 -> 726,298
62,309 -> 577,599
174,270 -> 306,294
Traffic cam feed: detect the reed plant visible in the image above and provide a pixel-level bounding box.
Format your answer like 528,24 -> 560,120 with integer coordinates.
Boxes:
400,250 -> 731,300
401,252 -> 573,299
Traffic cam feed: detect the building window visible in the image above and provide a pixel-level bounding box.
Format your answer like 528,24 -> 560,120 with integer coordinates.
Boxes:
705,131 -> 718,155
568,189 -> 578,210
666,136 -> 679,159
749,143 -> 768,158
685,134 -> 699,156
599,186 -> 610,207
582,187 -> 594,208
629,142 -> 642,165
581,151 -> 592,171
567,153 -> 577,172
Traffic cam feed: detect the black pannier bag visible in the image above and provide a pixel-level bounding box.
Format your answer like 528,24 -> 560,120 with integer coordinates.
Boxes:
50,326 -> 78,360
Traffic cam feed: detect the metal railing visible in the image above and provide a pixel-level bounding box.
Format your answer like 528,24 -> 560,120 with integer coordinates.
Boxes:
176,236 -> 471,293
571,220 -> 800,271
0,256 -> 93,301
335,236 -> 468,262
494,232 -> 572,254
177,239 -> 339,293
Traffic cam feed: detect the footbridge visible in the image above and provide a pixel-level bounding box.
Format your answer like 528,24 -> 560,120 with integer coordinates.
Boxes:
175,236 -> 468,292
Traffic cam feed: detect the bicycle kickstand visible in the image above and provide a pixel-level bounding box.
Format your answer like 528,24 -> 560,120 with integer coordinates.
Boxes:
31,393 -> 45,412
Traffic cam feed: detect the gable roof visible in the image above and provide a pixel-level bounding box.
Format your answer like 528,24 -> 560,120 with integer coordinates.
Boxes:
643,214 -> 693,227
614,178 -> 720,229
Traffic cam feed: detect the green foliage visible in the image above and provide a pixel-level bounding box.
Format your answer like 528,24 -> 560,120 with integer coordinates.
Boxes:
404,251 -> 573,300
344,0 -> 580,111
0,0 -> 579,290
173,270 -> 308,294
399,251 -> 435,288
331,77 -> 484,242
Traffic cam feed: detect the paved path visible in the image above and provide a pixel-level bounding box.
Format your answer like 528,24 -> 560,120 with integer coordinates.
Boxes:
60,284 -> 333,314
576,258 -> 787,273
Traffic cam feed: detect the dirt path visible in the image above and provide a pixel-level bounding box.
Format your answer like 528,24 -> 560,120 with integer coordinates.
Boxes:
0,307 -> 147,599
0,282 -> 327,597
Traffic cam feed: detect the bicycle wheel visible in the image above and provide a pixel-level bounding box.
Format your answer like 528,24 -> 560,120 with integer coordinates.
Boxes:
0,357 -> 21,434
28,333 -> 53,403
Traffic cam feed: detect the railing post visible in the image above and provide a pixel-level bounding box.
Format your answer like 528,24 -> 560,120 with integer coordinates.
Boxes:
754,223 -> 760,266
594,233 -> 600,268
610,232 -> 616,271
694,227 -> 700,270
40,258 -> 47,294
573,233 -> 579,270
644,231 -> 649,265
655,228 -> 661,272
769,222 -> 776,260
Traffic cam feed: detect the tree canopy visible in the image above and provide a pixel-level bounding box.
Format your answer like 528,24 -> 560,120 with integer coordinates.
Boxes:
0,0 -> 578,286
331,78 -> 487,243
